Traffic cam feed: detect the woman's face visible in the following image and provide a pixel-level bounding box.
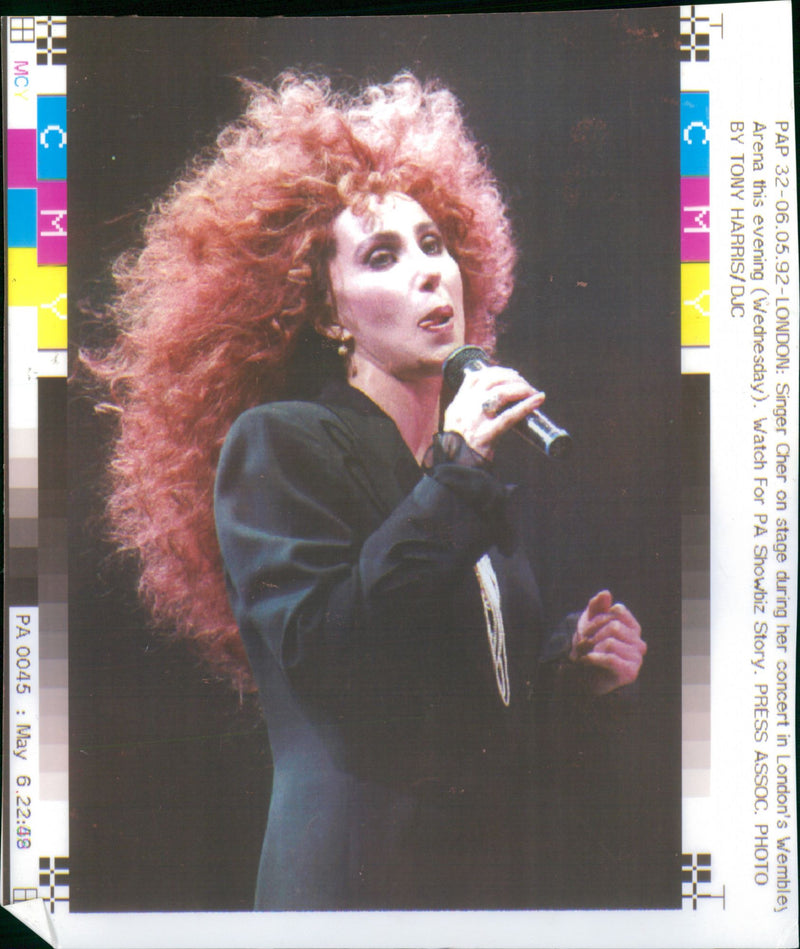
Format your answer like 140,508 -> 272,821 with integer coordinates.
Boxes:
327,193 -> 465,384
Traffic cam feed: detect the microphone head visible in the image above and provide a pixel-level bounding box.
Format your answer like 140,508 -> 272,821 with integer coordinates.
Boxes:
442,345 -> 490,389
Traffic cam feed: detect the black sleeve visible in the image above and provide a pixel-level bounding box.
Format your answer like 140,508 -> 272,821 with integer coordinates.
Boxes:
214,404 -> 512,700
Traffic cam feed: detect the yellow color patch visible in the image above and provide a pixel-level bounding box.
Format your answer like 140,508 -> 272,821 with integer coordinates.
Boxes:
7,248 -> 68,349
681,262 -> 710,347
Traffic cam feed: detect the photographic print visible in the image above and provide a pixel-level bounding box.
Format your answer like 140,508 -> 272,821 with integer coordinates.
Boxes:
3,5 -> 796,947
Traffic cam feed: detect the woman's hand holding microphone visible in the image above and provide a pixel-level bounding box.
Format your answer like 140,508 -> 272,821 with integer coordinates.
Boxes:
443,366 -> 545,461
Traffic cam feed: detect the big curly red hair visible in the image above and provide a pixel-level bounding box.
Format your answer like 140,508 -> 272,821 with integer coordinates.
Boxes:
85,72 -> 517,693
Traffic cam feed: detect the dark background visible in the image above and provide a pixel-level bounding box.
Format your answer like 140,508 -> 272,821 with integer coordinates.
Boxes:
69,10 -> 681,911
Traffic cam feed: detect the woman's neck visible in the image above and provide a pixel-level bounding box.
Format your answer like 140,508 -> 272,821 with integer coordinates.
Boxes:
349,365 -> 441,464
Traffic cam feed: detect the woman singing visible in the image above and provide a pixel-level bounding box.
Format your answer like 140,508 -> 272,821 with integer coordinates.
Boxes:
86,73 -> 646,910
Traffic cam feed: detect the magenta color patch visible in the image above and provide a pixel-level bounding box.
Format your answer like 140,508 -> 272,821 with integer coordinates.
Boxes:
37,180 -> 67,265
681,178 -> 710,262
7,129 -> 38,188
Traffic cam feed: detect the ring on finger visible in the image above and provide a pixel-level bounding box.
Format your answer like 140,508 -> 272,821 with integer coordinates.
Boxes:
482,396 -> 501,418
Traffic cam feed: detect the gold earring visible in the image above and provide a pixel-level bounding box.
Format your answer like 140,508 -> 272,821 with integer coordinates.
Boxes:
336,333 -> 353,358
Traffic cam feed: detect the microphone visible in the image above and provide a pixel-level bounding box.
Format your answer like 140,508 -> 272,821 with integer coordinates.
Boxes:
443,345 -> 573,460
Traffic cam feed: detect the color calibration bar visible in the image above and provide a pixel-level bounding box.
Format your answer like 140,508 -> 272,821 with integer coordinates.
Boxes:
680,3 -> 715,806
680,3 -> 716,369
5,14 -> 70,913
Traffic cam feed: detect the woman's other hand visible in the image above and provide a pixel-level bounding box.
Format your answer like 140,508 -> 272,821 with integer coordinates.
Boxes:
570,590 -> 647,696
442,366 -> 544,460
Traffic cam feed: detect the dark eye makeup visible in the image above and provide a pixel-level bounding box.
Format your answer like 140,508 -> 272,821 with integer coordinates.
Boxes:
362,227 -> 444,270
365,245 -> 398,269
419,231 -> 443,254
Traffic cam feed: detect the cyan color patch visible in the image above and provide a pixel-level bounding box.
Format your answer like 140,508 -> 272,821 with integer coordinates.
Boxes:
680,92 -> 709,176
8,189 -> 38,247
37,95 -> 67,180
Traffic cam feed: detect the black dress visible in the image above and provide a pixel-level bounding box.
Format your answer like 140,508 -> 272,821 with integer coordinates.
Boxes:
214,381 -> 575,910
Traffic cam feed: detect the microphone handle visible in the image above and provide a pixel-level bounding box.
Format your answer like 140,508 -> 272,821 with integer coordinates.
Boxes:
517,409 -> 572,459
